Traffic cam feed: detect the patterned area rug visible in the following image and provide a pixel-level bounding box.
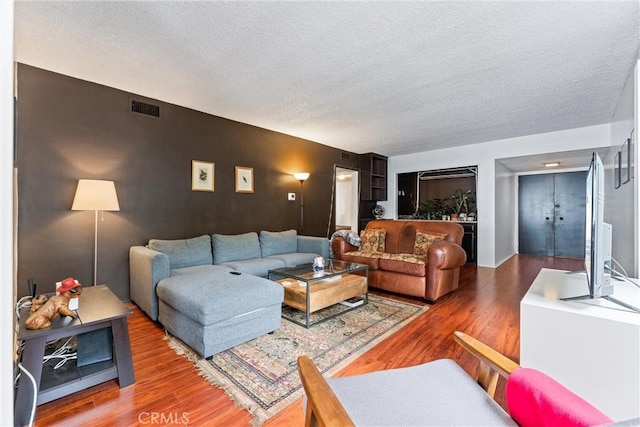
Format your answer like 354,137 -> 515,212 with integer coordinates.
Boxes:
165,294 -> 428,426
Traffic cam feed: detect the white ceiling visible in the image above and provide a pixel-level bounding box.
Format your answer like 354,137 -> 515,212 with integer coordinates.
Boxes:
497,147 -> 610,174
13,1 -> 640,158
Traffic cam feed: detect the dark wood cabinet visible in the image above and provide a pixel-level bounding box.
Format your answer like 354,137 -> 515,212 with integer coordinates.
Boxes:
357,200 -> 377,233
461,222 -> 477,263
360,153 -> 387,201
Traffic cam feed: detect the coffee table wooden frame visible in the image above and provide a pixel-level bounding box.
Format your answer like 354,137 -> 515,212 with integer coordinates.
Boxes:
268,260 -> 368,328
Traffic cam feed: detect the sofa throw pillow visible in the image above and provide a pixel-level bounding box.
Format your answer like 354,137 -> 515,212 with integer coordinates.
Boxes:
212,232 -> 262,264
413,231 -> 446,257
148,235 -> 213,270
260,230 -> 297,257
360,229 -> 386,252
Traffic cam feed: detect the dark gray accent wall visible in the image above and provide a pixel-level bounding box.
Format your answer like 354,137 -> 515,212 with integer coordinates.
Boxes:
16,64 -> 358,300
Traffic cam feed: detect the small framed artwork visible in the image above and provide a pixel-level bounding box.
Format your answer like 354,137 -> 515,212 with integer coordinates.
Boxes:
614,151 -> 621,189
192,160 -> 215,192
235,166 -> 254,193
621,138 -> 630,184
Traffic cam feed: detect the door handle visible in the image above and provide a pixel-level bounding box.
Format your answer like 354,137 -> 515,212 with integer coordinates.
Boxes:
545,217 -> 550,220
559,217 -> 564,221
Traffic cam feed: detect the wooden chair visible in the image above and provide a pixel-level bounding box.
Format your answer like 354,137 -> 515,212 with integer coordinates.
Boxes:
297,331 -> 614,427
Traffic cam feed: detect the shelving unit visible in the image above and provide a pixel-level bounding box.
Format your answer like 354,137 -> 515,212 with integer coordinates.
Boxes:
358,200 -> 377,233
360,152 -> 388,201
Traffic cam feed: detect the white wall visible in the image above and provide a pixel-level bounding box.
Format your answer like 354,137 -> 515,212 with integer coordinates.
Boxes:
381,124 -> 612,267
494,160 -> 518,266
335,179 -> 351,226
335,173 -> 359,231
607,61 -> 637,276
1,2 -> 15,426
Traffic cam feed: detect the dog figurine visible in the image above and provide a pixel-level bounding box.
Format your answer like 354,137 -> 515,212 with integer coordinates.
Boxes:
25,278 -> 82,330
29,294 -> 49,314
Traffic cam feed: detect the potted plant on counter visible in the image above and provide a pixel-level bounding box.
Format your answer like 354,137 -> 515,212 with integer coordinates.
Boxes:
450,189 -> 473,220
417,198 -> 448,220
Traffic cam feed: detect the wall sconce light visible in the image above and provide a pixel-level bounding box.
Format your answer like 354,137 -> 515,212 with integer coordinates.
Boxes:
293,173 -> 310,233
543,162 -> 560,168
71,179 -> 120,285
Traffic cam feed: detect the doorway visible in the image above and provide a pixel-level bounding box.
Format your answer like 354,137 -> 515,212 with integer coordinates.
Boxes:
518,171 -> 586,258
334,167 -> 359,234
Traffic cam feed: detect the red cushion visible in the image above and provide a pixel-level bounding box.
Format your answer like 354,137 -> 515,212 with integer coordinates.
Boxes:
506,368 -> 612,427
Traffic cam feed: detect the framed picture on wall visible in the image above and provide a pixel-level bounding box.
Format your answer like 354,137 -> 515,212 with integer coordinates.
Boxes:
235,166 -> 254,193
192,160 -> 215,192
621,138 -> 630,184
614,151 -> 621,189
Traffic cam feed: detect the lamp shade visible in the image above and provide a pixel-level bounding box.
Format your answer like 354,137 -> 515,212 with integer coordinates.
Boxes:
293,172 -> 310,181
71,179 -> 120,211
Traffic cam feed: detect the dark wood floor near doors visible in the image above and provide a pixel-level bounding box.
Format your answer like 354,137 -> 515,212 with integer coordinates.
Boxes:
33,255 -> 583,426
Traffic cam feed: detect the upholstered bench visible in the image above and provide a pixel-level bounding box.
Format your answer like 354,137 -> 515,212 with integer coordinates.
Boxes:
156,269 -> 283,358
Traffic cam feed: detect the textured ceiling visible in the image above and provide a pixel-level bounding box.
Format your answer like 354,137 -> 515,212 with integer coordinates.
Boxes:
14,1 -> 640,157
498,148 -> 609,173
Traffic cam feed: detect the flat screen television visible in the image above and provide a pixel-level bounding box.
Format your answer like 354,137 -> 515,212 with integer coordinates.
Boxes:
584,151 -> 613,298
562,152 -> 639,312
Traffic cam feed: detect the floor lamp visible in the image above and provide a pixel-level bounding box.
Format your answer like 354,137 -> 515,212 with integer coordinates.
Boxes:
293,173 -> 310,233
71,179 -> 120,285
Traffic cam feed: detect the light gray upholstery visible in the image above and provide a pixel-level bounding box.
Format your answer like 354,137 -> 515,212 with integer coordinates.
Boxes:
169,264 -> 231,276
160,298 -> 282,358
297,235 -> 330,259
157,270 -> 283,325
130,230 -> 329,356
212,232 -> 261,264
259,229 -> 298,257
129,246 -> 170,320
218,257 -> 286,277
267,252 -> 318,267
326,359 -> 515,426
157,270 -> 283,357
608,418 -> 640,426
148,234 -> 212,269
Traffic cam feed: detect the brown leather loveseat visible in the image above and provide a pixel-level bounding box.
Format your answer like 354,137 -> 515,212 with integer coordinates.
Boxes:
332,220 -> 467,302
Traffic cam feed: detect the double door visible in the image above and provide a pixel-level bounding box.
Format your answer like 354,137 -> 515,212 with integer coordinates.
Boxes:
518,172 -> 586,258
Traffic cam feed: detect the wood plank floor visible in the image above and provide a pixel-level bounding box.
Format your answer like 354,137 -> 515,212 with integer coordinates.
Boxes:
33,255 -> 583,427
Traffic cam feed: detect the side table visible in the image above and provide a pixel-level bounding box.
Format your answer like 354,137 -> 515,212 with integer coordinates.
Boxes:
14,285 -> 135,426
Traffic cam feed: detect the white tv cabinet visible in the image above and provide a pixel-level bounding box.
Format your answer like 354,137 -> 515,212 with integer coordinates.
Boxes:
520,268 -> 640,420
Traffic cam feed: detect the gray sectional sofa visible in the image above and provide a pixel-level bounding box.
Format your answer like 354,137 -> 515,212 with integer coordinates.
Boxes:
129,229 -> 329,357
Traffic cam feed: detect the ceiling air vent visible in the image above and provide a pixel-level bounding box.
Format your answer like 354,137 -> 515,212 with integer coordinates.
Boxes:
131,100 -> 160,118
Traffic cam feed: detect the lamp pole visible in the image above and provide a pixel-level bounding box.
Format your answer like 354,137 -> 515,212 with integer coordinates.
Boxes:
299,179 -> 305,234
293,173 -> 310,234
93,210 -> 98,286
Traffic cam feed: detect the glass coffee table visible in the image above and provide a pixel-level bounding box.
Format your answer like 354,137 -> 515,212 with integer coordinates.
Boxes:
268,259 -> 368,328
